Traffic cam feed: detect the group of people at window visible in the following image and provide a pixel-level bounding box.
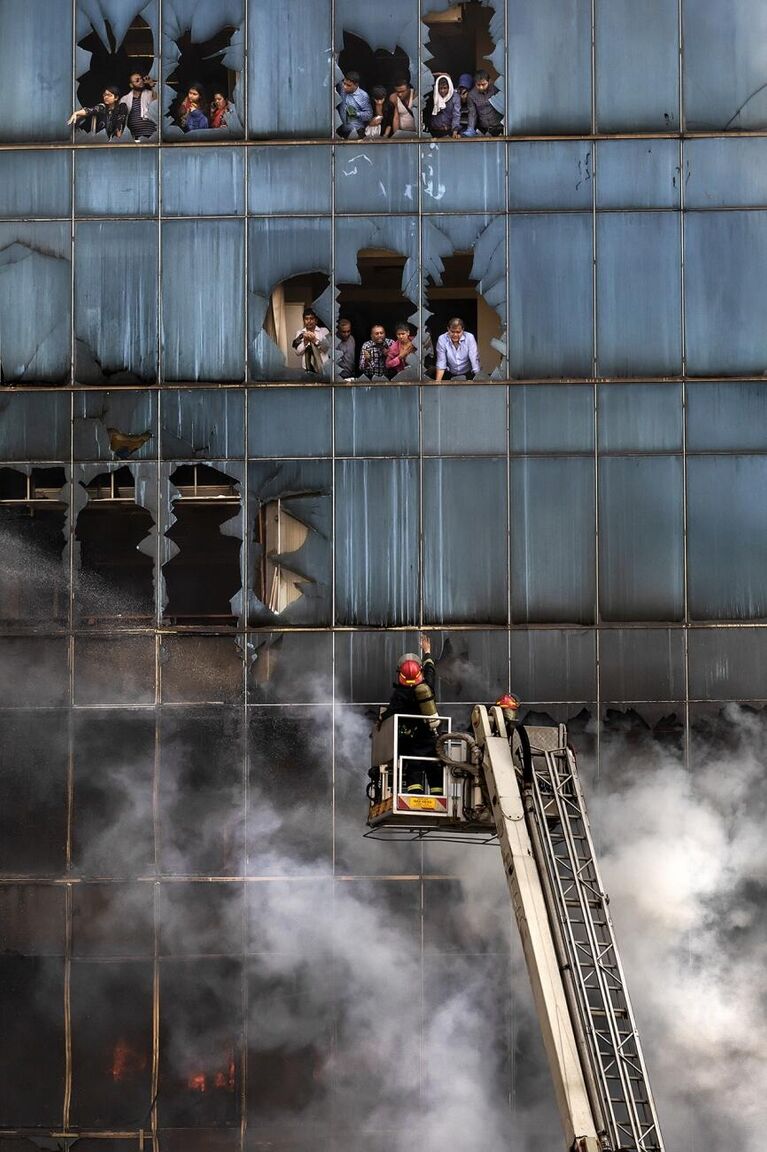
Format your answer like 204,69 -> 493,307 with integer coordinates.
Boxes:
67,72 -> 234,138
293,309 -> 481,381
337,69 -> 502,139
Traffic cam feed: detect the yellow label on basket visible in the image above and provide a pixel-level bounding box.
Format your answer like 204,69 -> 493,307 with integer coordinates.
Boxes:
403,796 -> 438,811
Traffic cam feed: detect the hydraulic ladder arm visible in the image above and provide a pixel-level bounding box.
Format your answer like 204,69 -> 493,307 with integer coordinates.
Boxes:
470,705 -> 665,1152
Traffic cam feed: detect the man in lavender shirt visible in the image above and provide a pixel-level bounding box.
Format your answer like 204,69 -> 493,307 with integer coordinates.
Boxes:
434,317 -> 480,380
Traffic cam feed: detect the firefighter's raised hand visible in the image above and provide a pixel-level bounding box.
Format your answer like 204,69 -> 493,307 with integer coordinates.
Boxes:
419,633 -> 431,655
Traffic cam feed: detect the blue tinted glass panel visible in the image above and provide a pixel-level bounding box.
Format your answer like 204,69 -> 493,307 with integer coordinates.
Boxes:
508,142 -> 593,210
596,140 -> 680,209
511,458 -> 595,623
248,218 -> 332,382
685,212 -> 767,376
0,153 -> 71,218
421,142 -> 505,213
509,215 -> 593,378
73,391 -> 157,462
0,393 -> 69,460
248,0 -> 332,138
600,629 -> 686,701
684,0 -> 767,130
248,389 -> 332,457
75,222 -> 157,385
0,0 -> 72,141
599,456 -> 684,621
248,148 -> 331,215
161,390 -> 244,458
596,213 -> 682,377
423,386 -> 507,455
335,387 -> 419,456
74,150 -> 158,218
598,384 -> 683,451
510,385 -> 594,453
595,0 -> 679,131
336,146 -> 418,213
685,138 -> 767,208
423,459 -> 507,624
162,220 -> 244,382
510,630 -> 597,702
507,0 -> 591,132
335,459 -> 419,626
688,628 -> 767,699
687,382 -> 767,451
161,149 -> 244,216
0,223 -> 70,384
688,456 -> 767,619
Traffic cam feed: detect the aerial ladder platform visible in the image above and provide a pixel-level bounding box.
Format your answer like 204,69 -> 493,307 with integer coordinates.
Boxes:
367,705 -> 665,1152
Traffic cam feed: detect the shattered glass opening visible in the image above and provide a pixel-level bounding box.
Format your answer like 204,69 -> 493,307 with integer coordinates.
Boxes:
337,250 -> 418,377
425,251 -> 502,376
163,464 -> 241,627
166,26 -> 237,129
0,467 -> 67,629
76,14 -> 154,112
424,3 -> 498,84
75,466 -> 155,624
338,31 -> 411,101
266,273 -> 331,379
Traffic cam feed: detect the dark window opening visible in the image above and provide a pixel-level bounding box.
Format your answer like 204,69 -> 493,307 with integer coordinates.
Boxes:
166,26 -> 238,130
423,4 -> 501,135
425,252 -> 502,377
0,957 -> 65,1125
338,31 -> 411,102
75,467 -> 155,625
337,250 -> 417,378
76,16 -> 154,114
163,464 -> 241,627
603,706 -> 685,756
0,467 -> 67,628
266,273 -> 331,377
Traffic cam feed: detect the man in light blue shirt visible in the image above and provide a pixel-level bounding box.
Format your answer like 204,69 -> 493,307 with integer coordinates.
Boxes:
435,318 -> 481,380
337,71 -> 373,138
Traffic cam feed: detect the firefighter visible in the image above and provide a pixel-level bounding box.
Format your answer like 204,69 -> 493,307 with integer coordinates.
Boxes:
496,692 -> 520,728
379,634 -> 441,793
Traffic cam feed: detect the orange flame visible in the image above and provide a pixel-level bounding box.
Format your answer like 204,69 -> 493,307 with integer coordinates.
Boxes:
188,1072 -> 206,1093
111,1040 -> 147,1082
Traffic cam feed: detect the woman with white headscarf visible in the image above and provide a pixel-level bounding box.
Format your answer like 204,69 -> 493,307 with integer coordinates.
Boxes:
427,73 -> 456,138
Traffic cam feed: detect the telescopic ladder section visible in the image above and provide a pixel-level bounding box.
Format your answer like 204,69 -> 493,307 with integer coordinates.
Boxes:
522,727 -> 664,1152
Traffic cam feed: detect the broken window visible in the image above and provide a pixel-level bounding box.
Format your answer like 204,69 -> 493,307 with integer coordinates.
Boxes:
75,3 -> 156,138
0,224 -> 71,385
74,465 -> 156,625
336,0 -> 418,135
163,0 -> 244,138
0,466 -> 68,630
74,389 -> 156,462
248,218 -> 332,382
424,215 -> 506,378
75,221 -> 158,386
423,2 -> 504,135
162,463 -> 242,627
265,273 -> 331,381
163,220 -> 245,383
248,462 -> 332,627
0,0 -> 72,141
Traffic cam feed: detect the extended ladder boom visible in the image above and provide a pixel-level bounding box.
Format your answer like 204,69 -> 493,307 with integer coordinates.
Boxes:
472,706 -> 665,1152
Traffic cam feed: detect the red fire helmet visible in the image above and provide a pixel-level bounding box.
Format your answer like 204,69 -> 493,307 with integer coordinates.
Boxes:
398,658 -> 424,686
496,692 -> 520,710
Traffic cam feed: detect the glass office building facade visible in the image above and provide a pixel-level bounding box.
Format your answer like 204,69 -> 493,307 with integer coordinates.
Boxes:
1,0 -> 766,1148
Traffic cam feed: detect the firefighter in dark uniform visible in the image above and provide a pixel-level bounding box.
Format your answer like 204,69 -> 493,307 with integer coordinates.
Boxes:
378,634 -> 441,793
